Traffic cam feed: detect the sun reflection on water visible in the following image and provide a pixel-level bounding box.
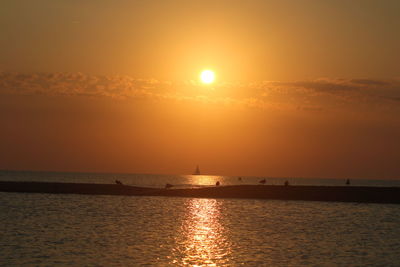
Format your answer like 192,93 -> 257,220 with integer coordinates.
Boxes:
172,198 -> 231,266
186,175 -> 220,187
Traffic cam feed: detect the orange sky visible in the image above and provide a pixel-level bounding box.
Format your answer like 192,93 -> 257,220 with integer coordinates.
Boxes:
1,1 -> 400,179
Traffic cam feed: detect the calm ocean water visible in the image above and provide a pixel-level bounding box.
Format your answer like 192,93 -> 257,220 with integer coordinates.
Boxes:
1,171 -> 400,266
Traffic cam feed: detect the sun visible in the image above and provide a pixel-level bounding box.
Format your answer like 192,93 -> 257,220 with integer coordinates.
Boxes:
200,70 -> 215,84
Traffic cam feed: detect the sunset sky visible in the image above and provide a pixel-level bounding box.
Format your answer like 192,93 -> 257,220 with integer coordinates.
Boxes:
1,0 -> 400,179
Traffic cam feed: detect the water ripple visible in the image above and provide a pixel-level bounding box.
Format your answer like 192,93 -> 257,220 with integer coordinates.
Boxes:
1,193 -> 400,266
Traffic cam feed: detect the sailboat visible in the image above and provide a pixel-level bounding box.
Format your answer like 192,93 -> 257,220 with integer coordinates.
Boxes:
193,165 -> 201,175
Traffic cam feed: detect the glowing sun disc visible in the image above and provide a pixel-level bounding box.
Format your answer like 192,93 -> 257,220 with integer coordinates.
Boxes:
200,70 -> 215,84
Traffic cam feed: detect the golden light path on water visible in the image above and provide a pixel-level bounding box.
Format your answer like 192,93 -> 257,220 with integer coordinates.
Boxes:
172,176 -> 232,266
188,175 -> 216,187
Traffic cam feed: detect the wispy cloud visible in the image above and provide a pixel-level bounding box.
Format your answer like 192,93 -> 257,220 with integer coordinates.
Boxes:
0,72 -> 172,99
1,72 -> 400,114
255,78 -> 400,113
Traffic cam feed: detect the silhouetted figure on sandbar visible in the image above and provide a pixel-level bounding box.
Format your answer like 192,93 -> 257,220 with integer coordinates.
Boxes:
259,179 -> 266,185
216,181 -> 220,186
284,180 -> 289,186
165,183 -> 173,189
238,177 -> 242,181
115,180 -> 123,185
346,179 -> 350,185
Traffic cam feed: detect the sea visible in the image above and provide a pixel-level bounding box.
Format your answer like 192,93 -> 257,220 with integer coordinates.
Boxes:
1,170 -> 400,266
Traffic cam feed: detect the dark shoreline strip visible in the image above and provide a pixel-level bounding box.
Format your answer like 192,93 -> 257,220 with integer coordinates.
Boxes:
1,181 -> 400,204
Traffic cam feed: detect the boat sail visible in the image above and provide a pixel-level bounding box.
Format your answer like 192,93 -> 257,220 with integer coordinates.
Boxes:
193,165 -> 201,175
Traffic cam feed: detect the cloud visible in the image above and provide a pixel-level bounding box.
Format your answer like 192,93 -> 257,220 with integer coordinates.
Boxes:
261,77 -> 399,100
0,71 -> 171,99
277,79 -> 357,92
1,71 -> 400,114
350,79 -> 390,86
386,96 -> 400,102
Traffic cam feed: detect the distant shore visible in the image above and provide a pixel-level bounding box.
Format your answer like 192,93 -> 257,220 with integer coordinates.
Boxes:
1,181 -> 400,204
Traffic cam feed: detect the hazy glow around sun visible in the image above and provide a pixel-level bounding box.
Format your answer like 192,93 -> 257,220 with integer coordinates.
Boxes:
200,70 -> 215,84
